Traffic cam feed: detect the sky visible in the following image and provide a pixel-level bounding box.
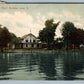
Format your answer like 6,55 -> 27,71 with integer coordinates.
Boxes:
0,4 -> 84,38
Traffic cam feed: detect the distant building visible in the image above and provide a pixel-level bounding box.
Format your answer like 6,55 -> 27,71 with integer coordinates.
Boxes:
21,33 -> 42,49
80,44 -> 84,50
15,33 -> 47,49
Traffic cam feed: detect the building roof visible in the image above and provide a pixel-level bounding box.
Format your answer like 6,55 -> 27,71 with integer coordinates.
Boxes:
22,33 -> 37,39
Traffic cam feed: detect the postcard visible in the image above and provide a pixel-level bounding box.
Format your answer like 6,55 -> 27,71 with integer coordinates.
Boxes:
0,0 -> 84,84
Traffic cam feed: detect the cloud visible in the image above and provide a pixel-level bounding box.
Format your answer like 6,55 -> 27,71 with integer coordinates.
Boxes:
0,11 -> 45,37
48,11 -> 84,27
48,11 -> 83,23
63,11 -> 75,18
0,11 -> 33,34
55,22 -> 63,38
48,12 -> 63,19
62,10 -> 84,24
74,22 -> 84,28
0,10 -> 83,38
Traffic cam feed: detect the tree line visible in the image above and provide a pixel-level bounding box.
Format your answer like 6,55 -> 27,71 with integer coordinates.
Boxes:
0,19 -> 84,50
0,25 -> 19,51
39,19 -> 84,50
62,22 -> 84,50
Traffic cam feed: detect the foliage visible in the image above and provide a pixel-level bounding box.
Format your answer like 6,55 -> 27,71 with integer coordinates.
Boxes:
61,22 -> 76,49
9,33 -> 20,44
61,22 -> 84,49
39,19 -> 60,49
0,25 -> 20,51
53,38 -> 63,49
70,28 -> 84,47
0,27 -> 11,47
62,22 -> 76,37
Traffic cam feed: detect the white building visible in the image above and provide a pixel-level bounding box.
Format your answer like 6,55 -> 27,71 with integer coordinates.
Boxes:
21,33 -> 42,49
80,44 -> 84,49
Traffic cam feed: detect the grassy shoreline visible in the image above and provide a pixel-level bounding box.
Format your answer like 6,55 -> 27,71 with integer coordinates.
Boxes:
0,48 -> 84,53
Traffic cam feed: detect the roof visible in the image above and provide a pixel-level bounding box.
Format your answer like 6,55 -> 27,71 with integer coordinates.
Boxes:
21,33 -> 37,39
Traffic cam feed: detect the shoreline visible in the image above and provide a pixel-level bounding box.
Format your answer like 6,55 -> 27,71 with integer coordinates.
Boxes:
0,48 -> 84,53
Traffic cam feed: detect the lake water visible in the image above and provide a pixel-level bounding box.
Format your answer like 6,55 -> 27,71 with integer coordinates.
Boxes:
0,51 -> 84,80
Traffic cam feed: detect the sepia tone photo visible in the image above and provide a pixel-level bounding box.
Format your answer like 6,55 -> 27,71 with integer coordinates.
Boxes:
0,1 -> 84,80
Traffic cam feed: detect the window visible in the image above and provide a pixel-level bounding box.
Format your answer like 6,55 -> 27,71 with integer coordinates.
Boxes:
26,44 -> 28,47
37,44 -> 39,48
31,44 -> 34,47
33,40 -> 35,43
26,40 -> 28,42
30,40 -> 31,42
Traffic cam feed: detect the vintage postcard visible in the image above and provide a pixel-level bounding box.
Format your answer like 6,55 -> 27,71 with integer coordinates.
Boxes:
0,1 -> 84,84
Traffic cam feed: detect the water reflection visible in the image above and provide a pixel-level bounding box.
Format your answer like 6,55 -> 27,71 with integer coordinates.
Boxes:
25,53 -> 39,72
55,52 -> 64,80
63,52 -> 84,80
0,51 -> 84,80
39,53 -> 56,80
0,53 -> 10,80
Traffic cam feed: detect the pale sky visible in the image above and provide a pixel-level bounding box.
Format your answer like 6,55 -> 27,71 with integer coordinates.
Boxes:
0,4 -> 84,38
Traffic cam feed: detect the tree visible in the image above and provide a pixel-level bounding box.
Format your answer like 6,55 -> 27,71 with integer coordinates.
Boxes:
53,38 -> 63,49
61,22 -> 76,49
0,27 -> 11,50
70,28 -> 84,48
0,24 -> 2,28
9,33 -> 20,44
39,19 -> 60,49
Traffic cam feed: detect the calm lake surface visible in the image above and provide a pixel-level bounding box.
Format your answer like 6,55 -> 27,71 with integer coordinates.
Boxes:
0,51 -> 84,80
